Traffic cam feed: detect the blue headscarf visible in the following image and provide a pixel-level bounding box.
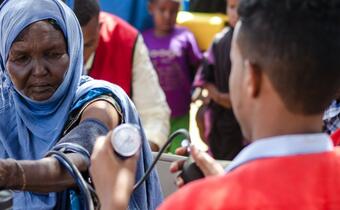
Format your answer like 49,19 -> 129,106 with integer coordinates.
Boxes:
99,0 -> 154,31
0,0 -> 82,159
0,0 -> 83,209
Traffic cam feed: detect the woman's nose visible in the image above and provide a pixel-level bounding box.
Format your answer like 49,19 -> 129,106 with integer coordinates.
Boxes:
31,59 -> 48,76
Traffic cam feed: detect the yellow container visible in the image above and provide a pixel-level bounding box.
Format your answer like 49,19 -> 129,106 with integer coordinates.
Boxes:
177,11 -> 228,51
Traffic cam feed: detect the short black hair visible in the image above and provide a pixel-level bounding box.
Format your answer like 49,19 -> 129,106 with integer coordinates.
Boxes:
73,0 -> 100,27
237,0 -> 340,114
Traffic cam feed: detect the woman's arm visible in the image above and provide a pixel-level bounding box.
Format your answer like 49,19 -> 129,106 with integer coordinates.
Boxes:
79,99 -> 120,130
0,153 -> 87,192
0,100 -> 120,192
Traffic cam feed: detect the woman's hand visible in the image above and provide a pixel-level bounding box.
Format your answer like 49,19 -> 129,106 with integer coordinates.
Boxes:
90,133 -> 138,210
170,145 -> 224,188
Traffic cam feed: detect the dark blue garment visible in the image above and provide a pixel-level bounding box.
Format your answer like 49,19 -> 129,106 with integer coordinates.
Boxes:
99,0 -> 154,31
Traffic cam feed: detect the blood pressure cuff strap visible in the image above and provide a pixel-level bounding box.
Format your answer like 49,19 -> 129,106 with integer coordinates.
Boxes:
55,118 -> 109,156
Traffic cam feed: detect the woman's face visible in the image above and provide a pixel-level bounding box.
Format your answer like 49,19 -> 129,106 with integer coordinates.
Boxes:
6,21 -> 70,101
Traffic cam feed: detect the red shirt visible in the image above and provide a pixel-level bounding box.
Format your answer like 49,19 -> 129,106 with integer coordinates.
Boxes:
158,149 -> 340,210
89,12 -> 138,96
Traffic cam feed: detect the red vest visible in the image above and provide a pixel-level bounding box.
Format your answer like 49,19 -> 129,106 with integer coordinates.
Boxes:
159,148 -> 340,210
89,12 -> 138,96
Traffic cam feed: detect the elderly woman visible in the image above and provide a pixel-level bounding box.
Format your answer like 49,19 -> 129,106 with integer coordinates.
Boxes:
0,0 -> 162,209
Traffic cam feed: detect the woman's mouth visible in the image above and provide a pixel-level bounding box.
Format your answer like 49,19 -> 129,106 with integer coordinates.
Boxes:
27,84 -> 55,101
30,84 -> 52,92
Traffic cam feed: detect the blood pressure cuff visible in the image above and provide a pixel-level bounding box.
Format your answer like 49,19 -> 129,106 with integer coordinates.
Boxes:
55,118 -> 109,156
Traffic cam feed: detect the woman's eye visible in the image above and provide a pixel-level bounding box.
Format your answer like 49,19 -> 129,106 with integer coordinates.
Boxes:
46,52 -> 63,59
13,55 -> 29,64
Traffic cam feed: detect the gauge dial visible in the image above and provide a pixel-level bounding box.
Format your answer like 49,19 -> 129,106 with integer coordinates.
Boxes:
111,124 -> 141,157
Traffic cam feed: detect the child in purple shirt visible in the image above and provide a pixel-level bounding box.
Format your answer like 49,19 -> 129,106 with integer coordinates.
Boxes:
143,0 -> 202,153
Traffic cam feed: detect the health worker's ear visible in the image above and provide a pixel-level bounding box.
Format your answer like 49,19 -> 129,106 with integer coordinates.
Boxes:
244,60 -> 262,99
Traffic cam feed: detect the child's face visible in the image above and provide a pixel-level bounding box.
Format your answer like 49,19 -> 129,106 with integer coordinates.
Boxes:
149,0 -> 180,35
227,0 -> 239,28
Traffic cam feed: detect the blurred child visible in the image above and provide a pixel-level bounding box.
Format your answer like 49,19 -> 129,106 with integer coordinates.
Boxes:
143,0 -> 203,153
193,0 -> 244,160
